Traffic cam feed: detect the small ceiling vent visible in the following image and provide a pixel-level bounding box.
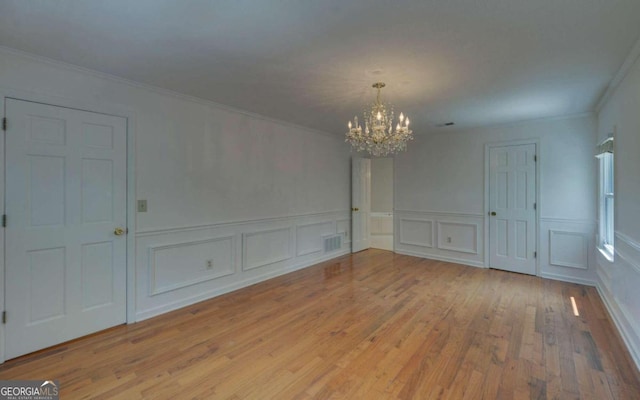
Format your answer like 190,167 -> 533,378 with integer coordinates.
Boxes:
436,122 -> 455,127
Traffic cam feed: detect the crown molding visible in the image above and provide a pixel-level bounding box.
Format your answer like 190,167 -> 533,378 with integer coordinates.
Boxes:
0,45 -> 341,140
596,35 -> 640,112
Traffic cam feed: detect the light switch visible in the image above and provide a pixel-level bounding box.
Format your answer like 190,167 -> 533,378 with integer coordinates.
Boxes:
137,200 -> 148,213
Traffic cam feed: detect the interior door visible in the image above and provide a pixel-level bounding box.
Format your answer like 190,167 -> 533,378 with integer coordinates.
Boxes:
5,98 -> 127,359
489,144 -> 537,275
351,158 -> 370,253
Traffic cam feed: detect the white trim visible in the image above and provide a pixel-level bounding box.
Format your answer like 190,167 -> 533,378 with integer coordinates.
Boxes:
539,271 -> 595,286
147,235 -> 236,296
394,209 -> 484,218
0,95 -> 6,363
597,153 -> 614,256
136,210 -> 348,237
596,265 -> 612,293
0,89 -> 137,363
336,218 -> 352,244
241,227 -> 294,271
484,139 -> 540,275
436,221 -> 479,254
540,217 -> 596,225
549,230 -> 590,270
596,283 -> 640,372
598,245 -> 615,263
394,249 -> 486,269
617,231 -> 640,254
596,35 -> 640,112
398,218 -> 435,248
392,156 -> 397,254
136,249 -> 350,321
370,212 -> 393,217
295,221 -> 334,257
596,230 -> 640,371
0,46 -> 339,140
615,233 -> 640,275
125,112 -> 137,325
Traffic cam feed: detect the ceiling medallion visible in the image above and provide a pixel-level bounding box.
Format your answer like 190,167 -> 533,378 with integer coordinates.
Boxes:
346,82 -> 413,157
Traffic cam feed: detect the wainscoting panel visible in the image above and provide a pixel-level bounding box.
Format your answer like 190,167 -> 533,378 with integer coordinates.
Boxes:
549,230 -> 589,269
396,212 -> 597,279
597,232 -> 640,371
135,211 -> 350,321
395,211 -> 484,267
149,236 -> 235,296
436,221 -> 478,254
296,221 -> 334,257
398,218 -> 434,248
539,218 -> 596,285
243,227 -> 293,271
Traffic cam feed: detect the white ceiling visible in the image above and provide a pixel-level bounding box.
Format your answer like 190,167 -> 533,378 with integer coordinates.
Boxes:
1,0 -> 639,134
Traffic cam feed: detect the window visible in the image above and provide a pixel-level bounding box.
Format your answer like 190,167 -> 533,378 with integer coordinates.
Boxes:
596,138 -> 614,260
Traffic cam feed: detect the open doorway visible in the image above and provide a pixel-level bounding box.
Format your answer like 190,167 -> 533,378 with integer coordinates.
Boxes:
351,157 -> 394,253
370,158 -> 394,250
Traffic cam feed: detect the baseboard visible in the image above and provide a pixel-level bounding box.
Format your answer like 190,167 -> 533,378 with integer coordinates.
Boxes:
394,249 -> 486,269
539,271 -> 596,287
596,282 -> 640,372
135,249 -> 350,322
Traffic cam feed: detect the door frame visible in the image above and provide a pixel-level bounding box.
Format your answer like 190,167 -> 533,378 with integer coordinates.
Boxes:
351,156 -> 396,253
483,139 -> 540,275
351,157 -> 371,253
0,89 -> 137,363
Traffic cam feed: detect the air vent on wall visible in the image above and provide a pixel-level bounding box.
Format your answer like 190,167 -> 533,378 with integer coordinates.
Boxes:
323,234 -> 342,253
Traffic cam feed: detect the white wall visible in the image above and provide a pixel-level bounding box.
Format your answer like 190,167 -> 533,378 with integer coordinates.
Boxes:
0,47 -> 351,322
395,114 -> 597,283
596,46 -> 640,370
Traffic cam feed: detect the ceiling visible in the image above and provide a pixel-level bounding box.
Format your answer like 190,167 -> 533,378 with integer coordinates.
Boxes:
1,0 -> 639,135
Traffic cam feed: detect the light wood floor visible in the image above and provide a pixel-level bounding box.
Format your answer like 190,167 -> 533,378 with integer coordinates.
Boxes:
1,249 -> 639,399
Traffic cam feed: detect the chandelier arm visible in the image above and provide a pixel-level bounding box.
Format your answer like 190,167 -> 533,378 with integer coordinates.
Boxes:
345,82 -> 413,156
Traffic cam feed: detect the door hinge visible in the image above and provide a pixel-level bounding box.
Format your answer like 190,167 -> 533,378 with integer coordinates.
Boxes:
534,251 -> 537,259
533,202 -> 537,210
2,311 -> 6,324
1,214 -> 5,228
534,155 -> 537,162
2,117 -> 6,131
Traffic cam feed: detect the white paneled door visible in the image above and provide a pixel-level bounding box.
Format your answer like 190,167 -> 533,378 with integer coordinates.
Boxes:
488,144 -> 537,275
4,99 -> 127,359
351,158 -> 371,253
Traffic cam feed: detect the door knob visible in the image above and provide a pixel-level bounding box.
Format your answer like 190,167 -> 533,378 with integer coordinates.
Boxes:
490,211 -> 497,216
114,227 -> 125,236
353,207 -> 359,212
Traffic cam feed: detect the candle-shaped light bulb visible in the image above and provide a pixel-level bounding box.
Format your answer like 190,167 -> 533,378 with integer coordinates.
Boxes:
348,121 -> 352,129
399,112 -> 404,122
396,123 -> 401,131
405,118 -> 410,126
376,111 -> 382,121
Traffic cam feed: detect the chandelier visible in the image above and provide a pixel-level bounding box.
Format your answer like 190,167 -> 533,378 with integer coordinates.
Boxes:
345,82 -> 413,157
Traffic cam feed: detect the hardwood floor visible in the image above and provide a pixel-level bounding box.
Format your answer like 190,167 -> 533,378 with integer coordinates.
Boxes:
1,249 -> 639,399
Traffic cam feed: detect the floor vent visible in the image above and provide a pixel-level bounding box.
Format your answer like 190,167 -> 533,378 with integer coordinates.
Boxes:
323,234 -> 342,253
